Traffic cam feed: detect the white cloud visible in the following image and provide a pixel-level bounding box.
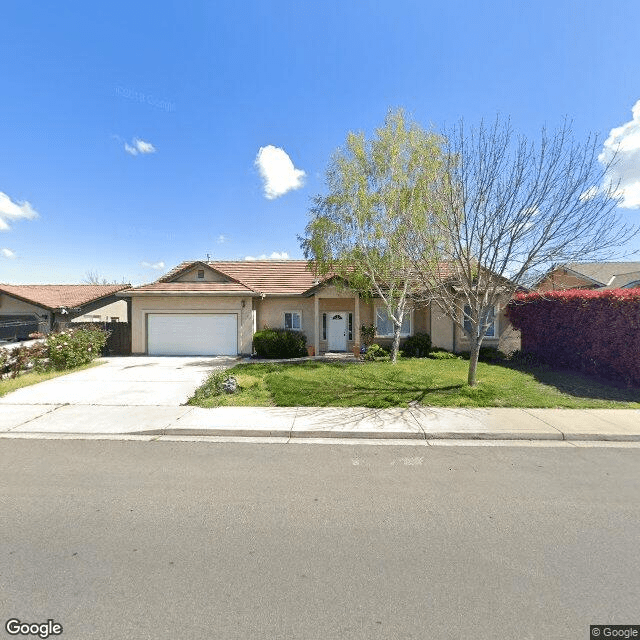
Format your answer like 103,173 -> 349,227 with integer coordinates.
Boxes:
141,260 -> 165,270
1,248 -> 16,258
125,138 -> 156,156
599,99 -> 640,209
255,145 -> 305,199
0,192 -> 39,231
244,251 -> 290,261
217,234 -> 226,244
579,186 -> 599,202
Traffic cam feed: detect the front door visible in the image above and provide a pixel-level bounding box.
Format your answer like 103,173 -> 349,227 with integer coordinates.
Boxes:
327,313 -> 347,351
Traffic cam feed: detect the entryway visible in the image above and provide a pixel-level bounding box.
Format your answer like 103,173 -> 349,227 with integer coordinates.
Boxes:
327,312 -> 347,351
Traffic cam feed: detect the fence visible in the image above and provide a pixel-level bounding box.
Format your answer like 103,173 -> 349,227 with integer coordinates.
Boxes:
70,322 -> 131,355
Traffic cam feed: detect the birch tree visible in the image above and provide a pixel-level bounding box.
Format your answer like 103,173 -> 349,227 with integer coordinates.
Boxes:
300,109 -> 446,363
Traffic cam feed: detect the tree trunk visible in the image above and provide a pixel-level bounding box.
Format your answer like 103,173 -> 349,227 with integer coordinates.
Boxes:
391,324 -> 402,364
467,336 -> 481,386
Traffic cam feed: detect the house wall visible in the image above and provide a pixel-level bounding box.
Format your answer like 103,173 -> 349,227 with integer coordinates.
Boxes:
537,269 -> 594,291
0,294 -> 47,315
71,300 -> 128,323
174,267 -> 228,282
454,302 -> 520,354
430,306 -> 454,351
130,295 -> 253,354
255,297 -> 316,343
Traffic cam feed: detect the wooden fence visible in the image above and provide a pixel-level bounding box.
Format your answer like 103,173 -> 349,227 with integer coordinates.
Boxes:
71,322 -> 131,355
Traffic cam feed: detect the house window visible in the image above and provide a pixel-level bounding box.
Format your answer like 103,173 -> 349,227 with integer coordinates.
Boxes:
284,311 -> 302,331
197,269 -> 205,279
348,313 -> 353,340
375,307 -> 411,337
463,305 -> 496,337
110,317 -> 120,322
322,313 -> 327,340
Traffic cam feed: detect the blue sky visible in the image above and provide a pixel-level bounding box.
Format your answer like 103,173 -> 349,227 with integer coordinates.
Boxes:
1,0 -> 639,284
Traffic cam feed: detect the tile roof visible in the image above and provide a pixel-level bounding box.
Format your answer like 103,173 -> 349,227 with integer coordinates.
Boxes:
210,261 -> 318,295
148,260 -> 465,297
128,282 -> 255,293
565,262 -> 640,287
0,284 -> 130,309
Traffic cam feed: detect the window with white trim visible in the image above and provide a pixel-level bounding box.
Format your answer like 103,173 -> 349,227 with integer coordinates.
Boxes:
463,305 -> 496,337
284,311 -> 302,331
375,307 -> 410,337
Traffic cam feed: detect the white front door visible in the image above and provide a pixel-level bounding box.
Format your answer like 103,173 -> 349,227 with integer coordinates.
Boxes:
327,313 -> 347,351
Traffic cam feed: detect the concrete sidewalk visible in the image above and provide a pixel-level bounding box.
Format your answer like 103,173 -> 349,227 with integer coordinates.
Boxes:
1,403 -> 639,442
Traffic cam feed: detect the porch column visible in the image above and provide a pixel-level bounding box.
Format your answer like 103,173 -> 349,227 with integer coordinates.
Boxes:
353,292 -> 360,350
314,294 -> 320,356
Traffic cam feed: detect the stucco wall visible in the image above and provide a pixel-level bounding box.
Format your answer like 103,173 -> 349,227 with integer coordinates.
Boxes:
454,302 -> 520,354
537,270 -> 593,291
0,294 -> 47,316
130,295 -> 253,354
72,300 -> 128,323
174,266 -> 228,283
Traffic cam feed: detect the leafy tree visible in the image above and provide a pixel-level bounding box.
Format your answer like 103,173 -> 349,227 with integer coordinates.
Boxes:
403,117 -> 637,385
300,109 -> 447,362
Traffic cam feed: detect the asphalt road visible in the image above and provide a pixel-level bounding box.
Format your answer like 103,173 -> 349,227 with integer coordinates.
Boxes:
1,439 -> 639,640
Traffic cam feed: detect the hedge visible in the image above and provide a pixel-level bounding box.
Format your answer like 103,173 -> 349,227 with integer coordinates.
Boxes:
505,289 -> 640,385
252,328 -> 308,359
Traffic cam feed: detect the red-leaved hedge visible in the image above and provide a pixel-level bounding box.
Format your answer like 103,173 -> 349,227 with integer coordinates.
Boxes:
505,288 -> 640,385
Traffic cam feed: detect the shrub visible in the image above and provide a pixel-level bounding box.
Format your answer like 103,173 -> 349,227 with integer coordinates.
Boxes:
363,343 -> 390,361
360,324 -> 375,348
427,349 -> 459,360
401,332 -> 432,358
506,289 -> 640,385
459,346 -> 506,363
46,327 -> 109,370
4,343 -> 48,378
253,328 -> 308,359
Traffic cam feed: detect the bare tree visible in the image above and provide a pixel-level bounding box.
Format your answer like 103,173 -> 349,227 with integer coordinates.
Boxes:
301,109 -> 447,362
403,117 -> 636,385
83,271 -> 128,285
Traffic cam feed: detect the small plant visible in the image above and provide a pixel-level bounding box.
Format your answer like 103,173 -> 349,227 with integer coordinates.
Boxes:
427,349 -> 459,360
360,324 -> 375,348
363,343 -> 390,361
191,371 -> 239,402
401,332 -> 432,358
253,328 -> 308,359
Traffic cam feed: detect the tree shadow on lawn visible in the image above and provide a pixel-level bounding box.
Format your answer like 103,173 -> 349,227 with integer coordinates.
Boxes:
495,361 -> 640,403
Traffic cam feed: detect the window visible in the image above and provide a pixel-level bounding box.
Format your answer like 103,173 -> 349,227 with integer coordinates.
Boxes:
197,269 -> 205,279
322,313 -> 327,340
463,305 -> 496,337
375,307 -> 410,337
110,317 -> 120,323
348,313 -> 353,341
284,311 -> 302,331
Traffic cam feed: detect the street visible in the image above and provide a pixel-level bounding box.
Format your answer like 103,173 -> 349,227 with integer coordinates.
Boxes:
1,438 -> 639,639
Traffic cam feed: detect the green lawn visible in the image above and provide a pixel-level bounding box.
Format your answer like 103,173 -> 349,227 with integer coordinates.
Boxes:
0,361 -> 102,397
189,359 -> 640,409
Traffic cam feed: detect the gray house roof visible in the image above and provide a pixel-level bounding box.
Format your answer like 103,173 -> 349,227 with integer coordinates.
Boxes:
563,262 -> 640,289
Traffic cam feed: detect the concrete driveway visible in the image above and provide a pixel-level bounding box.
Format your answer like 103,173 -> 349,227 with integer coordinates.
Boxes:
0,356 -> 237,407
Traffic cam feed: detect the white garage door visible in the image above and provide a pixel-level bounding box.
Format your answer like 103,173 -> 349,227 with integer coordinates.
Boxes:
147,314 -> 238,356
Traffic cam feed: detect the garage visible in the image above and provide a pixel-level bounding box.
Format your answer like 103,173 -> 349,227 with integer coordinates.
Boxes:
147,313 -> 238,356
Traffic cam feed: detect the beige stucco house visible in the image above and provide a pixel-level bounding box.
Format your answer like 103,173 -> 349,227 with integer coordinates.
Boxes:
0,284 -> 129,341
121,260 -> 519,356
537,262 -> 640,292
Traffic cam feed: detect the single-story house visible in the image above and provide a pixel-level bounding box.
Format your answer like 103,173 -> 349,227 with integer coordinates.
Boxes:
120,260 -> 520,356
0,284 -> 130,341
537,262 -> 640,292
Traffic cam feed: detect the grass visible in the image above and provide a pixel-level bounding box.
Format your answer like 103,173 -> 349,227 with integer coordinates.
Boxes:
0,361 -> 102,397
189,358 -> 640,409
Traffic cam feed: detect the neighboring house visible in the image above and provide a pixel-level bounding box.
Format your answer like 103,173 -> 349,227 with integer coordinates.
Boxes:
0,284 -> 130,341
537,262 -> 640,292
121,260 -> 519,356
